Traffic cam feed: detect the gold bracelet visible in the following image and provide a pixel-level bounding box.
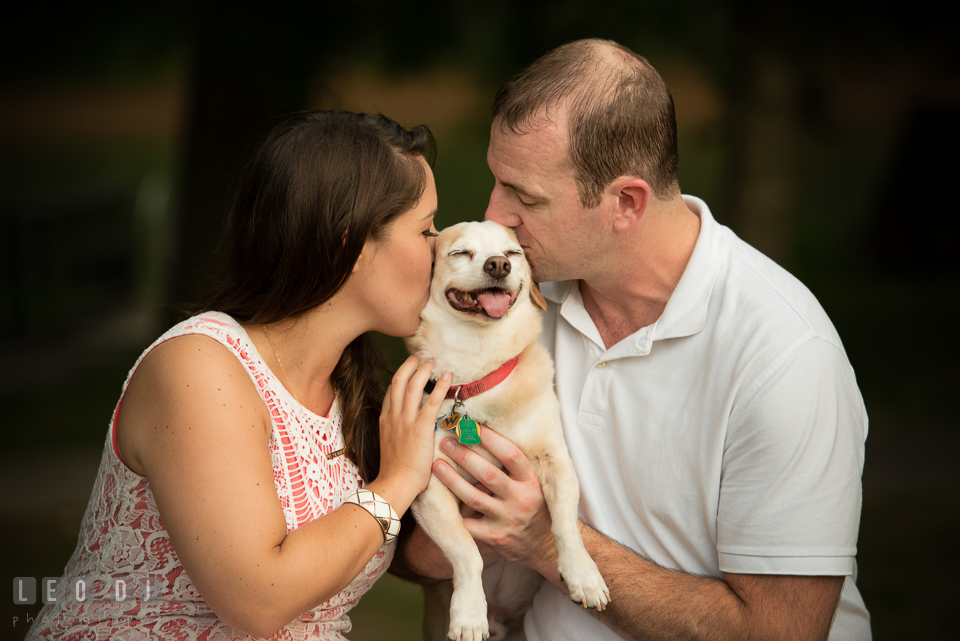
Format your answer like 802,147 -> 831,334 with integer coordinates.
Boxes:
342,489 -> 400,544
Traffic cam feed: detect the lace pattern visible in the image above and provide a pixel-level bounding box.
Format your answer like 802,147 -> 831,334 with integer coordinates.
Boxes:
27,313 -> 394,640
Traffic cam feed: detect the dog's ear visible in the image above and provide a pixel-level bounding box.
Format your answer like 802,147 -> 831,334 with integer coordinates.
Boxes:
530,281 -> 547,310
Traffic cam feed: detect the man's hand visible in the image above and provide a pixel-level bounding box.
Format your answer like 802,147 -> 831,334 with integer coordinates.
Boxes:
390,426 -> 526,583
431,426 -> 557,577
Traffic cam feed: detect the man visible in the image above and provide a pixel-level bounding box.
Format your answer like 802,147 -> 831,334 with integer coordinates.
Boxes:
400,38 -> 870,640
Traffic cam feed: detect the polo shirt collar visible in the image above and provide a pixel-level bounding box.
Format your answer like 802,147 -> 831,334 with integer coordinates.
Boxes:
541,195 -> 722,355
542,280 -> 606,349
652,195 -> 722,342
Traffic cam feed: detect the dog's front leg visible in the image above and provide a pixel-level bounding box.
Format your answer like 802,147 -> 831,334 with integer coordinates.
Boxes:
413,474 -> 490,641
532,445 -> 611,611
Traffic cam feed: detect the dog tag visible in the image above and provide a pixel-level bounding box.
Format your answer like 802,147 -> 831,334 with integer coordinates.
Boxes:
441,413 -> 461,430
456,415 -> 482,444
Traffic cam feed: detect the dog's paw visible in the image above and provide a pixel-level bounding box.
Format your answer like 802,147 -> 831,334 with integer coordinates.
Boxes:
449,594 -> 490,641
448,618 -> 489,641
558,556 -> 611,611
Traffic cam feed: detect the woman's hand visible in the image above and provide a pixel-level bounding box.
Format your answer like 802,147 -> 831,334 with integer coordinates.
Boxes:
368,356 -> 451,515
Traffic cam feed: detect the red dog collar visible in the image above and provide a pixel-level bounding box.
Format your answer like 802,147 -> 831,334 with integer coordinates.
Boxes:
445,356 -> 519,401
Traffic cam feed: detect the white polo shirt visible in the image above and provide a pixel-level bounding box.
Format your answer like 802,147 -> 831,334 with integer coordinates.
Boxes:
525,196 -> 871,640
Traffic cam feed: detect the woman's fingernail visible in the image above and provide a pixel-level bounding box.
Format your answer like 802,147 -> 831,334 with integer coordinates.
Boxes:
433,460 -> 446,474
440,438 -> 455,454
441,371 -> 452,381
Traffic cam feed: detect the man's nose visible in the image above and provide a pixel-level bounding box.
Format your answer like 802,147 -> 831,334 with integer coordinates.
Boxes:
484,255 -> 511,280
484,192 -> 522,227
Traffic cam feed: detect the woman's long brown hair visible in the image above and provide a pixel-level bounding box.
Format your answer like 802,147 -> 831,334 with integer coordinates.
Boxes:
197,110 -> 436,482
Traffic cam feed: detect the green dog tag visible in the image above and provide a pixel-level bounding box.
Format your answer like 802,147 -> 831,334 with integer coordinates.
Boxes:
456,415 -> 482,444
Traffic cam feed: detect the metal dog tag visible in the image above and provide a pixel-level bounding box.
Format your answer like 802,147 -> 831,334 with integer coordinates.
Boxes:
456,414 -> 482,445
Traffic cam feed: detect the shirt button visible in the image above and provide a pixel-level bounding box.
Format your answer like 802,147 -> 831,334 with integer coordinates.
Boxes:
596,361 -> 607,368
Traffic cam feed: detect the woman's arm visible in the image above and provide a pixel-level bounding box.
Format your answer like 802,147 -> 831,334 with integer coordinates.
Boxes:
118,337 -> 448,637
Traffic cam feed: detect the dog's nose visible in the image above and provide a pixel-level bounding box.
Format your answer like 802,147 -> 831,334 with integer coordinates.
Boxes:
484,255 -> 511,280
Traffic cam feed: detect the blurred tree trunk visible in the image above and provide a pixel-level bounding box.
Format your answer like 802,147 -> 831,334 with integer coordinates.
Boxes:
168,7 -> 315,314
727,48 -> 800,269
723,2 -> 803,270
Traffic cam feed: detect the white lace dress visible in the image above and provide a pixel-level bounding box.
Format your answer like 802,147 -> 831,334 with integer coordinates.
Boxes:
26,312 -> 394,640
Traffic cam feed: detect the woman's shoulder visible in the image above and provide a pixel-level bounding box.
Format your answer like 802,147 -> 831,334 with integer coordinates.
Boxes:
133,326 -> 259,409
142,312 -> 254,376
145,330 -> 243,374
118,317 -> 271,474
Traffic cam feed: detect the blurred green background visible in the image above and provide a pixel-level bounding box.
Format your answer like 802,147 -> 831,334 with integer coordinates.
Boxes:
1,1 -> 957,639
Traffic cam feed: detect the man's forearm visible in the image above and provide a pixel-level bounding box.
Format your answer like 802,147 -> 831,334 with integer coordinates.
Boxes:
535,522 -> 842,641
572,524 -> 740,641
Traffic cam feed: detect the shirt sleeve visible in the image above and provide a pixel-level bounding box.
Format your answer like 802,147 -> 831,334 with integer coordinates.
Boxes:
716,336 -> 868,575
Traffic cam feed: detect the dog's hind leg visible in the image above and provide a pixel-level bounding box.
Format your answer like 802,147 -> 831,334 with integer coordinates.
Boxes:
532,446 -> 611,611
413,475 -> 490,641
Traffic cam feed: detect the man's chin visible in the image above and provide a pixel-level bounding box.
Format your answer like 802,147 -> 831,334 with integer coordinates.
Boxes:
530,263 -> 555,284
525,252 -> 565,283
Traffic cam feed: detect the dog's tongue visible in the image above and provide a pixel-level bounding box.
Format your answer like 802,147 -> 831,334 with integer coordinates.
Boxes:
477,290 -> 511,318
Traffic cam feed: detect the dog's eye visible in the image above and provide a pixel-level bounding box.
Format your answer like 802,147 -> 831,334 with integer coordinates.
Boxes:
506,250 -> 523,257
449,250 -> 473,258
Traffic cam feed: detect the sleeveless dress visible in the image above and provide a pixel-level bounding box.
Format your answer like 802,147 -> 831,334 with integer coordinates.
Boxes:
26,312 -> 394,640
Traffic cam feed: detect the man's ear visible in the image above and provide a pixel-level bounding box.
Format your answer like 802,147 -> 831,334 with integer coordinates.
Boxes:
610,178 -> 650,232
530,280 -> 547,310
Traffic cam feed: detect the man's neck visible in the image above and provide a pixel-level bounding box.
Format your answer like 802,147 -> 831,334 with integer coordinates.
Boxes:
580,197 -> 700,349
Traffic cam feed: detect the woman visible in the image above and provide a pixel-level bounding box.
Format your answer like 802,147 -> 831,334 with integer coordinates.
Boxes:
27,111 -> 451,639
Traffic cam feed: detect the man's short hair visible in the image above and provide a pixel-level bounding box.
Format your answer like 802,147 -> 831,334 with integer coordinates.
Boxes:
492,38 -> 680,206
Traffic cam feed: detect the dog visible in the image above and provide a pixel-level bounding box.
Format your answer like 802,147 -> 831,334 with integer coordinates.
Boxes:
406,220 -> 610,641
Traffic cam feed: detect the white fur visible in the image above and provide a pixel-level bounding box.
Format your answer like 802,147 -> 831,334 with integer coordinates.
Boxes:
407,221 -> 610,641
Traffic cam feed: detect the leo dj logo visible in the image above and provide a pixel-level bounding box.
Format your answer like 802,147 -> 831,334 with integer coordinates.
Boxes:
13,576 -> 164,605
